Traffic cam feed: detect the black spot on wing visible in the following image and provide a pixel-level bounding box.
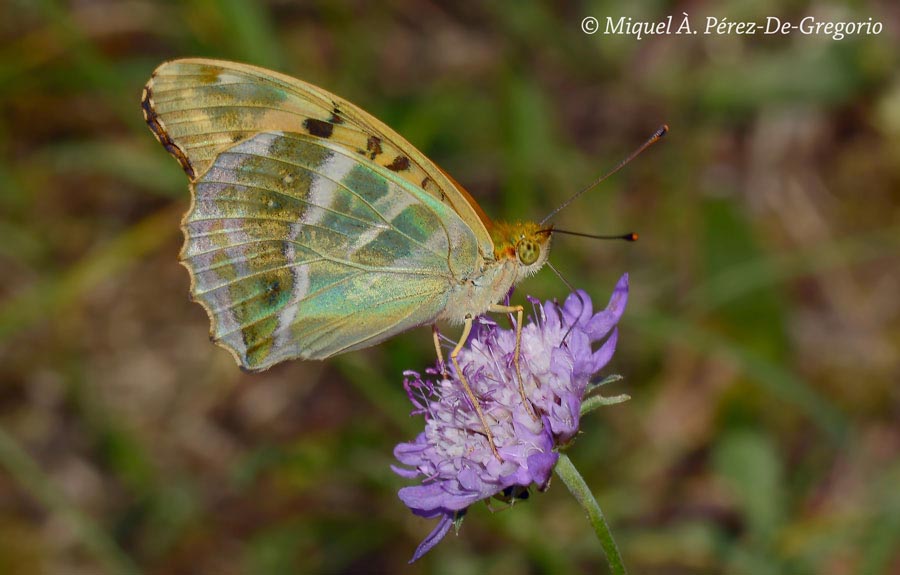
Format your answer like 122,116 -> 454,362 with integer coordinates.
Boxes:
366,135 -> 383,159
329,105 -> 344,124
303,118 -> 334,138
421,176 -> 443,200
386,155 -> 411,172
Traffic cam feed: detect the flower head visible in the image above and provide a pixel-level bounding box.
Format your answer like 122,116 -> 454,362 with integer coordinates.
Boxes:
392,274 -> 629,562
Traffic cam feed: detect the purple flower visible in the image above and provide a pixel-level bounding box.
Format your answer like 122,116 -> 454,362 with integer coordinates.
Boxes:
392,274 -> 629,562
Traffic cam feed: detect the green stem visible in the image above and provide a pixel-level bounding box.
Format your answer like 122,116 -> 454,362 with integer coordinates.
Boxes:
554,453 -> 627,575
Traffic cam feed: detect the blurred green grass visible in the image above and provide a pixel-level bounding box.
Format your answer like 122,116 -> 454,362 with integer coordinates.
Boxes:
1,0 -> 899,573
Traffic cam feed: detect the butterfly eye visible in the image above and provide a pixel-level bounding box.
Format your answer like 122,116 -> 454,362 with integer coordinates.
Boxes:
516,239 -> 540,266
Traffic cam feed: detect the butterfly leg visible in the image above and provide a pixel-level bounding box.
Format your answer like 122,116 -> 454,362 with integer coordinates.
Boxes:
432,324 -> 447,378
451,314 -> 502,461
489,304 -> 538,421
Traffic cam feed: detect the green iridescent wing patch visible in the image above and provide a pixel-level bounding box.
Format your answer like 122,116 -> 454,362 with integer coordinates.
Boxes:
181,131 -> 480,370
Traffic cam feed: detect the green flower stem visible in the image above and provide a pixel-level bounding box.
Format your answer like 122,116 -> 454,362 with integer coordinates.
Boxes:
554,453 -> 627,575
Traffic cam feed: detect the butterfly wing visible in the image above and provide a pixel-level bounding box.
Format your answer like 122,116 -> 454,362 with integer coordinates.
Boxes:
142,58 -> 494,252
144,59 -> 492,370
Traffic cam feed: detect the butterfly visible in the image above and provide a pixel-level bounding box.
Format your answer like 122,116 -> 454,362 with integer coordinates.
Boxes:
142,58 -> 664,457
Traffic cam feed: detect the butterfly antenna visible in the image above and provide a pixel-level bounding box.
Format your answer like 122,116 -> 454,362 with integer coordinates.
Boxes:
539,124 -> 668,226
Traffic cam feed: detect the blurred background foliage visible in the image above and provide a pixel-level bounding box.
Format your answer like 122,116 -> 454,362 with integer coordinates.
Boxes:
1,0 -> 898,573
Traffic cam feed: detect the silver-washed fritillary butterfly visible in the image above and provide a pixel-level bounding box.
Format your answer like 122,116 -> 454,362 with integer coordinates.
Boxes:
142,59 -> 665,457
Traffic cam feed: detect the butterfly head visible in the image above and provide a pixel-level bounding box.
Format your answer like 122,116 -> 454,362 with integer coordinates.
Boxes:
491,221 -> 553,280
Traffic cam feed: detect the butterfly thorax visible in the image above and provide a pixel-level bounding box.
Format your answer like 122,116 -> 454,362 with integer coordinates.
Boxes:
439,220 -> 552,325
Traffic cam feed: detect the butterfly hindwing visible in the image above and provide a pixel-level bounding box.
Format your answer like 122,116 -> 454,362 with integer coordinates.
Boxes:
181,130 -> 481,370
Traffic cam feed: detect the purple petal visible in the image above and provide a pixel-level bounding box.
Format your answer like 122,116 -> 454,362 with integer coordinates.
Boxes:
563,393 -> 583,440
544,300 -> 562,332
561,290 -> 593,327
591,328 -> 619,373
457,466 -> 484,491
410,513 -> 455,563
398,483 -> 448,514
399,482 -> 483,513
390,464 -> 421,479
393,435 -> 428,465
526,451 -> 559,487
585,274 -> 629,338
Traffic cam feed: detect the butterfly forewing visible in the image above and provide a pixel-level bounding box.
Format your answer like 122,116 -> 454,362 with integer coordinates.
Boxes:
180,130 -> 481,370
143,59 -> 493,253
